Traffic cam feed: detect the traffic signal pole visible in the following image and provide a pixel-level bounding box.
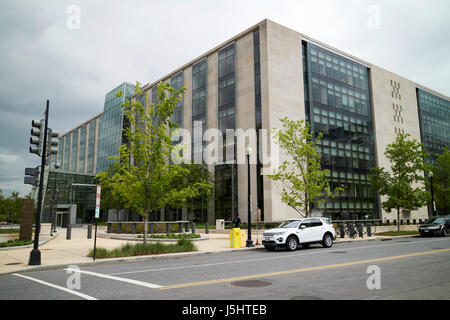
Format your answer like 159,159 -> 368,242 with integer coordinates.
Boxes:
29,100 -> 49,266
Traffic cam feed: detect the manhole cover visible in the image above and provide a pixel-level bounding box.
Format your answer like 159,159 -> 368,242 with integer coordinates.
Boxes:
329,251 -> 347,254
290,296 -> 323,300
5,262 -> 21,266
231,280 -> 272,288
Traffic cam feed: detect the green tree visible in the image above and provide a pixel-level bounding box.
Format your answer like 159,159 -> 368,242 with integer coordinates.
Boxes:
428,147 -> 450,215
0,191 -> 22,223
98,82 -> 210,244
97,163 -> 129,222
268,118 -> 343,218
169,163 -> 213,223
369,133 -> 429,232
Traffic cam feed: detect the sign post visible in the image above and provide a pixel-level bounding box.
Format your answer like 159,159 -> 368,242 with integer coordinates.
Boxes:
93,185 -> 101,261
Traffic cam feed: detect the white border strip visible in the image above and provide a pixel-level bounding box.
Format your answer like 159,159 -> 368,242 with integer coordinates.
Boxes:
65,268 -> 162,289
109,237 -> 449,276
13,273 -> 97,300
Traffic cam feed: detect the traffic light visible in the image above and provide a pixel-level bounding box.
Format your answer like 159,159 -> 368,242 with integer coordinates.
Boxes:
24,167 -> 40,186
30,119 -> 44,155
46,129 -> 59,157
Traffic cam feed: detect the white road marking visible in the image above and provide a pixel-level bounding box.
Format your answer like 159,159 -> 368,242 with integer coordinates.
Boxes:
13,273 -> 97,300
109,237 -> 450,276
65,268 -> 162,288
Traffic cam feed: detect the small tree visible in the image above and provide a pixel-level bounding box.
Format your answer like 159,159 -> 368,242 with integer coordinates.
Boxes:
99,82 -> 208,244
169,163 -> 213,222
428,147 -> 450,215
369,133 -> 429,232
268,118 -> 343,218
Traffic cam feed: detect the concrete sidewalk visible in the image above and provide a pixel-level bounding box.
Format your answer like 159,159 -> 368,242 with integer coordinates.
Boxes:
0,226 -> 419,275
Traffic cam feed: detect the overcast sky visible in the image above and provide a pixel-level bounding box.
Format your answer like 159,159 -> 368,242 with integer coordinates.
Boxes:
0,0 -> 449,197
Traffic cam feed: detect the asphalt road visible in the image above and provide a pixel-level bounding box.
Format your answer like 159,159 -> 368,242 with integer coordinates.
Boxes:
0,236 -> 449,300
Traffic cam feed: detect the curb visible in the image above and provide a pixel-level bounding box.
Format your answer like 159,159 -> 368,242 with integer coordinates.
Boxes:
0,233 -> 59,251
0,234 -> 422,276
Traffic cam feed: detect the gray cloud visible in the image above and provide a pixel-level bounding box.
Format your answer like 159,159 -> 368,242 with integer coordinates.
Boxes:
0,0 -> 449,197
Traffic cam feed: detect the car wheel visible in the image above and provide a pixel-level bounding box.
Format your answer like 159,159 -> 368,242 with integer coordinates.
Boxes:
322,233 -> 333,248
301,243 -> 310,249
285,236 -> 298,251
264,245 -> 276,251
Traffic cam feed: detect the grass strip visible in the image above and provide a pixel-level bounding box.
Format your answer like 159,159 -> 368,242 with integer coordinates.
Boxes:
88,239 -> 197,259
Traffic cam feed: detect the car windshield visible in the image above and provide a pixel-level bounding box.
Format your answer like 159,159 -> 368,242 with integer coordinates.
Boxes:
425,217 -> 444,224
278,220 -> 302,228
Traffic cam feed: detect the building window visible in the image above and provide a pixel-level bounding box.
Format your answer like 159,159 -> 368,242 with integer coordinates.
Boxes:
192,59 -> 207,162
417,88 -> 450,164
170,71 -> 184,128
303,41 -> 377,220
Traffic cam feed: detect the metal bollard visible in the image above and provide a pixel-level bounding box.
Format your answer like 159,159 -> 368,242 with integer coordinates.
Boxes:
386,219 -> 390,225
413,219 -> 416,225
394,219 -> 397,225
339,224 -> 345,239
132,223 -> 136,234
407,220 -> 410,225
66,225 -> 72,240
179,223 -> 183,233
118,223 -> 122,234
107,223 -> 112,234
191,223 -> 196,234
400,219 -> 403,225
205,223 -> 209,234
349,225 -> 356,238
149,223 -> 154,234
185,222 -> 189,232
357,223 -> 363,238
87,224 -> 92,239
366,223 -> 372,237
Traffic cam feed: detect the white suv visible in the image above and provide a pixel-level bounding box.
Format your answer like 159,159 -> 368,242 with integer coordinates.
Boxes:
262,218 -> 335,251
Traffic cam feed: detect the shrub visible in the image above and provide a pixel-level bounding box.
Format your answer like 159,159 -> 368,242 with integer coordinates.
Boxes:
88,239 -> 197,259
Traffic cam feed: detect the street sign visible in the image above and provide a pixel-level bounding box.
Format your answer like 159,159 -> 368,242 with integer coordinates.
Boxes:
95,185 -> 101,219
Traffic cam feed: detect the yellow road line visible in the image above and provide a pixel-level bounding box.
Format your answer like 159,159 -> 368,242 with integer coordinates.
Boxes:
158,248 -> 450,290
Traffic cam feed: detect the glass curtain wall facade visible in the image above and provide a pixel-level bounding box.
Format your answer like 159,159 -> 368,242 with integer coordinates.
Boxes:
63,135 -> 70,171
96,83 -> 135,173
86,120 -> 96,173
215,42 -> 237,220
303,41 -> 378,220
417,89 -> 450,164
70,131 -> 78,172
192,58 -> 207,162
78,126 -> 86,173
42,171 -> 98,225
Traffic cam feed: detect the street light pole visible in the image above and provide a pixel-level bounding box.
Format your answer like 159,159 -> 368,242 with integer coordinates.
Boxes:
430,172 -> 436,217
246,147 -> 254,248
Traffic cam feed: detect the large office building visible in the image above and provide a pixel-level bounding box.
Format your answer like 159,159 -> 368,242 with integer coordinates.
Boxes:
45,19 -> 449,225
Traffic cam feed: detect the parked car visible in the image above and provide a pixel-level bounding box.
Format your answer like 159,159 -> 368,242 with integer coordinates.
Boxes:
262,218 -> 335,251
418,216 -> 449,237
